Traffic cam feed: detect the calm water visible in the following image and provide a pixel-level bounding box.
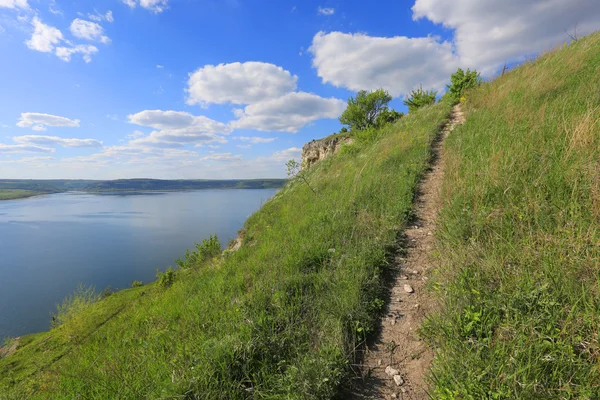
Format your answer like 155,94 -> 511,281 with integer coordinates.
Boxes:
0,189 -> 276,339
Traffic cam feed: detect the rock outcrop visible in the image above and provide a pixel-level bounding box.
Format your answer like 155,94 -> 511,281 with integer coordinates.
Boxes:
301,136 -> 353,169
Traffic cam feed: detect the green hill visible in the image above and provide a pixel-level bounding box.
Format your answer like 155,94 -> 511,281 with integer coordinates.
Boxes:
2,31 -> 599,399
423,33 -> 600,398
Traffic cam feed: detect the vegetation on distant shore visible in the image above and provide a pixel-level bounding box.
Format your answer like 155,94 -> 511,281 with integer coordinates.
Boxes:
423,32 -> 600,398
0,179 -> 286,200
0,190 -> 44,200
0,97 -> 452,398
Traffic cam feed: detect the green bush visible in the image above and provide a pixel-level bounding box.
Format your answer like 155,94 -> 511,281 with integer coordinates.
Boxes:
403,85 -> 437,113
175,234 -> 221,269
376,109 -> 403,127
446,67 -> 481,103
339,88 -> 392,130
157,267 -> 175,288
52,284 -> 100,327
131,280 -> 143,288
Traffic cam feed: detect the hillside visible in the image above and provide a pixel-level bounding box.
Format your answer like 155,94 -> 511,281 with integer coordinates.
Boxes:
0,100 -> 452,398
2,31 -> 599,399
423,32 -> 600,398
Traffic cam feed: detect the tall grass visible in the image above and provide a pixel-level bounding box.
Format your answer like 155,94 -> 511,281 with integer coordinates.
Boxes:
0,102 -> 451,399
423,32 -> 600,398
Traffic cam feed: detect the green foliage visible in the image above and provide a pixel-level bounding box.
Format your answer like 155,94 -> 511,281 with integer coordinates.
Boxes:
287,159 -> 317,195
131,280 -> 143,288
52,284 -> 100,327
339,127 -> 348,134
0,98 -> 452,398
403,85 -> 437,113
339,88 -> 393,130
156,267 -> 175,288
174,234 -> 221,269
376,109 -> 403,127
423,32 -> 600,399
446,67 -> 482,103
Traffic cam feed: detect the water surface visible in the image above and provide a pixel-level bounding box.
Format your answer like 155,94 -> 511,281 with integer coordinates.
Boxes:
0,189 -> 276,339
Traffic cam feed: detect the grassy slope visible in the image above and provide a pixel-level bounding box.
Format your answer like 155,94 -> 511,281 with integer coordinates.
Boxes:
423,33 -> 600,398
0,102 -> 451,399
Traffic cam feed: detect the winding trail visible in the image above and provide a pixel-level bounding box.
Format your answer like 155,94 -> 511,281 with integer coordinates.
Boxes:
352,104 -> 465,400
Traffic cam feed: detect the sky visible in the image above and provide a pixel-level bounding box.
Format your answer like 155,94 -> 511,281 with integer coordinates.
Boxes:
0,0 -> 599,180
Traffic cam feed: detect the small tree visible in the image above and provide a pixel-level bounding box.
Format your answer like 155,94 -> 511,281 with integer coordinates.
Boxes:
404,85 -> 437,113
286,159 -> 316,195
446,68 -> 481,103
339,89 -> 392,131
376,109 -> 404,127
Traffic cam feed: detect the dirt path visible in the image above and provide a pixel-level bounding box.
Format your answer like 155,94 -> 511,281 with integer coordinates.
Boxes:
351,104 -> 465,400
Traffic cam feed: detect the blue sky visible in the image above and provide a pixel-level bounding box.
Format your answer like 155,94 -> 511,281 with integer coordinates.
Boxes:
0,0 -> 598,179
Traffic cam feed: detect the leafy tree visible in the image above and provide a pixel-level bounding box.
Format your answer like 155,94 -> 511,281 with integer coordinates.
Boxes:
447,68 -> 482,103
376,109 -> 404,127
403,85 -> 437,113
339,89 -> 393,130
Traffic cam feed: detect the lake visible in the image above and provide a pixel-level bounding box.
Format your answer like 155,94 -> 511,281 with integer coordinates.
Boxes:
0,189 -> 276,339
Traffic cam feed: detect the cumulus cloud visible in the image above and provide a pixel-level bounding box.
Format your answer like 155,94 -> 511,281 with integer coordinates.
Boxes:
55,45 -> 98,63
25,17 -> 63,53
412,0 -> 600,75
310,31 -> 458,96
13,135 -> 102,148
317,7 -> 335,15
186,62 -> 298,106
234,136 -> 278,144
127,110 -> 230,148
25,18 -> 100,62
122,0 -> 169,13
0,0 -> 28,9
128,110 -> 229,133
17,113 -> 80,130
70,19 -> 110,44
230,92 -> 346,133
0,143 -> 54,153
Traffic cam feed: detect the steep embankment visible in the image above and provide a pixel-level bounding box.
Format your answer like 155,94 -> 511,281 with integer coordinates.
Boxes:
0,101 -> 452,399
424,32 -> 600,398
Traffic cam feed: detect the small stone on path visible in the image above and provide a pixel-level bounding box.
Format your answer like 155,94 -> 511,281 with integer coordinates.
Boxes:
385,366 -> 399,377
393,375 -> 405,386
403,284 -> 414,293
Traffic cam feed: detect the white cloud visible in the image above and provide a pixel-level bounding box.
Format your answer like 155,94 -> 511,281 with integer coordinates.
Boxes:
17,113 -> 80,130
236,144 -> 252,149
126,130 -> 145,139
230,92 -> 346,133
0,0 -> 28,9
55,45 -> 99,63
156,64 -> 164,68
70,19 -> 110,44
127,110 -> 230,148
13,135 -> 102,148
234,136 -> 277,144
186,62 -> 298,106
25,17 -> 63,53
0,143 -> 55,153
128,110 -> 229,133
122,0 -> 168,13
202,152 -> 242,162
310,31 -> 458,96
412,0 -> 600,75
269,147 -> 302,162
317,7 -> 335,16
88,10 -> 114,23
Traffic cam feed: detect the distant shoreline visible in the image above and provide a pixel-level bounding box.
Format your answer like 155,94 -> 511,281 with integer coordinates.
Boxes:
0,178 -> 287,201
